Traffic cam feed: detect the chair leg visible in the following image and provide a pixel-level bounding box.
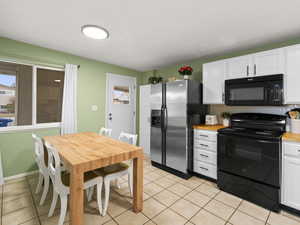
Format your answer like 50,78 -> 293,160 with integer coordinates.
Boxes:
87,186 -> 94,202
115,179 -> 121,189
58,195 -> 68,225
48,190 -> 58,217
96,183 -> 103,215
40,175 -> 50,205
128,171 -> 133,197
35,173 -> 43,194
102,179 -> 111,216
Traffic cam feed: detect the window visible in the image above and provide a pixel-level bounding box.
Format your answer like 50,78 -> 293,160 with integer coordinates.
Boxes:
37,68 -> 64,123
113,85 -> 130,104
0,61 -> 64,130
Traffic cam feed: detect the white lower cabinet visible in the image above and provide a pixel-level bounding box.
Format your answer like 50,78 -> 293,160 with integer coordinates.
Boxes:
193,129 -> 217,179
281,141 -> 300,210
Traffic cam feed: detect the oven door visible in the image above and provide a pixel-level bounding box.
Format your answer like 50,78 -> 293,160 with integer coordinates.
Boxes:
225,81 -> 269,106
218,133 -> 280,187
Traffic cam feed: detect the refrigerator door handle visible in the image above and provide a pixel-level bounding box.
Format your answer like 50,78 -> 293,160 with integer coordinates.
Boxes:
164,107 -> 168,130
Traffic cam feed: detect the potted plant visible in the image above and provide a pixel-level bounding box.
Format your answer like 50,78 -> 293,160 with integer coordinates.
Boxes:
148,76 -> 163,84
221,112 -> 231,127
178,65 -> 193,80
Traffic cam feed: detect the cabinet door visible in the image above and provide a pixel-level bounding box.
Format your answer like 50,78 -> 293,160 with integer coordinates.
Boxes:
285,45 -> 300,104
139,85 -> 151,155
282,156 -> 300,210
203,60 -> 226,104
252,49 -> 284,77
226,55 -> 252,79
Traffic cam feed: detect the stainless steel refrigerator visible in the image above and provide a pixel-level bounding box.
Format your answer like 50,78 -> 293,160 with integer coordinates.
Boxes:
150,80 -> 207,178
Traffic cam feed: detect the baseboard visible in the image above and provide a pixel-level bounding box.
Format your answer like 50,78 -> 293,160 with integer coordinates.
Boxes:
3,170 -> 39,183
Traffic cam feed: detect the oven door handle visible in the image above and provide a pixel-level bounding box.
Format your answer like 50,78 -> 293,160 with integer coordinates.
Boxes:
255,139 -> 279,144
219,133 -> 279,144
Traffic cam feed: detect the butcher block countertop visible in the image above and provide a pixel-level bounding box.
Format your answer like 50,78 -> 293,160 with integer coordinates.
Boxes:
282,132 -> 300,142
193,124 -> 227,131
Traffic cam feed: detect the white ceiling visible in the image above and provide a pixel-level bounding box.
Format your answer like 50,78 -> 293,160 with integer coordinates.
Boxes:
1,0 -> 300,71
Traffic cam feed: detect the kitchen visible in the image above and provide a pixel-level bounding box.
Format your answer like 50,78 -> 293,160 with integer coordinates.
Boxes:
2,1 -> 300,225
139,44 -> 300,224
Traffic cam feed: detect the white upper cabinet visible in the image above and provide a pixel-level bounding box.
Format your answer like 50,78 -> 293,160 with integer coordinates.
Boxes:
226,55 -> 252,79
203,60 -> 226,104
252,49 -> 284,77
285,45 -> 300,104
226,49 -> 284,79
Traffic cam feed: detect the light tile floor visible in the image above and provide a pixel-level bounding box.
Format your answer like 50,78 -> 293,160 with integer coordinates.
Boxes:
1,158 -> 300,225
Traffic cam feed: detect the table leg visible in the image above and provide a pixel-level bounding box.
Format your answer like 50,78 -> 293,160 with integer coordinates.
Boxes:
70,167 -> 84,225
133,155 -> 143,212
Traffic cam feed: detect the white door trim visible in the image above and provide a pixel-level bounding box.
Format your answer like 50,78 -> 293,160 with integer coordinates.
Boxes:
105,73 -> 137,134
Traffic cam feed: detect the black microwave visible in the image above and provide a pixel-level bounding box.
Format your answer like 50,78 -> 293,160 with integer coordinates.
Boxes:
225,74 -> 283,106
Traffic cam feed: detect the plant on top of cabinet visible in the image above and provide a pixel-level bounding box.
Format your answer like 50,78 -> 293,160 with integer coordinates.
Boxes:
178,65 -> 193,80
148,76 -> 163,84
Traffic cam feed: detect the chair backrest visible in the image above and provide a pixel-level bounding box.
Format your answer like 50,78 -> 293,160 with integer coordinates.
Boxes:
44,142 -> 65,189
99,127 -> 112,137
32,133 -> 47,171
118,132 -> 138,146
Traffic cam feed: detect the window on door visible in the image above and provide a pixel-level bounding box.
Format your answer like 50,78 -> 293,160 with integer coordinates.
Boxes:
0,61 -> 64,129
113,85 -> 130,104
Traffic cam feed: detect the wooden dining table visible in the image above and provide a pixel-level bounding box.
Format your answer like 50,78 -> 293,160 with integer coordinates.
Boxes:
43,132 -> 144,225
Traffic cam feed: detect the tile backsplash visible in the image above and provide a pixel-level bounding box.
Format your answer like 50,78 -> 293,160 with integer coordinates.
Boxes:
209,104 -> 300,131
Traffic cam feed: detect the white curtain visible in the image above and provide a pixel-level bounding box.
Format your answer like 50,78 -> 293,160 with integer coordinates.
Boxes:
0,153 -> 4,185
61,64 -> 78,135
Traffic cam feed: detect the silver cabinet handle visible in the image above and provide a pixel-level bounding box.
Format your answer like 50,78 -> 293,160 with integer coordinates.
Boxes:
254,64 -> 257,75
199,154 -> 208,157
199,135 -> 208,137
200,144 -> 209,147
199,167 -> 208,171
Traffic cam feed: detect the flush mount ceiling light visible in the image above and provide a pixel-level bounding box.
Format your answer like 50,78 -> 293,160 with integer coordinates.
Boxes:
81,25 -> 109,40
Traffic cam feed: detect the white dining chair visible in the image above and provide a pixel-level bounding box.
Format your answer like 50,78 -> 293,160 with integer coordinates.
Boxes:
94,132 -> 138,216
86,127 -> 113,201
32,133 -> 50,206
99,127 -> 112,137
45,142 -> 104,225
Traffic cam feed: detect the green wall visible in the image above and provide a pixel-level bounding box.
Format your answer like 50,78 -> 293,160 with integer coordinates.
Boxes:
0,37 -> 142,177
142,37 -> 300,84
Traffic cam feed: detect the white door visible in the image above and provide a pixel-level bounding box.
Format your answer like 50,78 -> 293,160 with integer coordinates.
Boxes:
226,55 -> 252,79
252,49 -> 284,77
139,85 -> 151,156
282,155 -> 300,210
285,45 -> 300,104
203,60 -> 226,104
106,73 -> 136,139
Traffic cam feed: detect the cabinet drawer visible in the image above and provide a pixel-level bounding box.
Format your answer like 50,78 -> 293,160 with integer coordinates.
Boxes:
194,129 -> 217,142
284,142 -> 300,158
194,139 -> 217,152
194,149 -> 217,165
194,161 -> 217,179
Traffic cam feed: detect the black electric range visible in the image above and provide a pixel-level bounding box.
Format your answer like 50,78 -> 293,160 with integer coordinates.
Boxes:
217,113 -> 286,212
